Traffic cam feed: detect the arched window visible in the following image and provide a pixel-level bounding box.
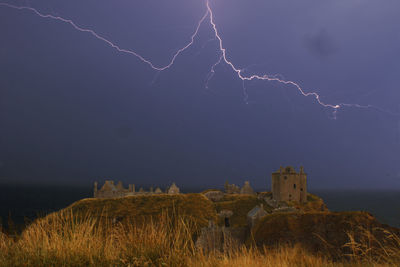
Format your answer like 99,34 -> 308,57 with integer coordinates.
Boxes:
293,184 -> 296,189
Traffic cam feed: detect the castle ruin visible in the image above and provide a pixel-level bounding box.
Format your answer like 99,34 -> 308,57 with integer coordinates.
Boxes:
94,180 -> 180,198
271,166 -> 307,203
94,181 -> 135,198
224,181 -> 255,195
167,182 -> 180,194
94,166 -> 308,204
247,204 -> 268,228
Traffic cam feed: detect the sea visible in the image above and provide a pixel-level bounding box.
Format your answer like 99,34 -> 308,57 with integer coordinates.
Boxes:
1,184 -> 399,230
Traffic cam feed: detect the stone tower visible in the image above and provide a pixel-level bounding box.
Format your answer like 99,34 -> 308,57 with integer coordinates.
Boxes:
271,166 -> 307,203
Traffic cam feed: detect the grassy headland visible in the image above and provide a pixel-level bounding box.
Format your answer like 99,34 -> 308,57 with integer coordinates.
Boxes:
1,193 -> 400,266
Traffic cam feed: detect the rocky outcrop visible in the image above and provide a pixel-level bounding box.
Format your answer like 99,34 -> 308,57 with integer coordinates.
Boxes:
195,221 -> 247,253
252,211 -> 400,259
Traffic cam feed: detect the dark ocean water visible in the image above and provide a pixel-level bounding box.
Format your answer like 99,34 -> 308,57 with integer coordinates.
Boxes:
0,184 -> 92,231
313,190 -> 400,228
0,185 -> 399,230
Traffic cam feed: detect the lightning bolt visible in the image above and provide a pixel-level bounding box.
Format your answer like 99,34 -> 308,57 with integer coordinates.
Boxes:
205,1 -> 400,118
0,2 -> 209,71
206,1 -> 383,116
0,1 -> 398,118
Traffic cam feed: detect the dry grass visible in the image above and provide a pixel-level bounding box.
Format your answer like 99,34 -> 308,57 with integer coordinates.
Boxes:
1,211 -> 400,267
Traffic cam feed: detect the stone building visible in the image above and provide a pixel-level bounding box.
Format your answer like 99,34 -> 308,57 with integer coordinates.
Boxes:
154,187 -> 163,194
94,180 -> 135,198
224,182 -> 240,194
271,166 -> 307,203
218,210 -> 234,227
225,181 -> 255,195
247,204 -> 268,228
240,181 -> 255,195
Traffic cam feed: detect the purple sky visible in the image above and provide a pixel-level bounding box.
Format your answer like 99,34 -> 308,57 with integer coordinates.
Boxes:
0,0 -> 399,189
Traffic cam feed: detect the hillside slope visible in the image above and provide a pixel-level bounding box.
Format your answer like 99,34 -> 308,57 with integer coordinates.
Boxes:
53,193 -> 217,230
253,211 -> 400,258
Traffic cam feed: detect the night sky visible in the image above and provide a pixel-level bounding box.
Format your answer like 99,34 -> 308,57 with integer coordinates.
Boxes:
0,0 -> 399,190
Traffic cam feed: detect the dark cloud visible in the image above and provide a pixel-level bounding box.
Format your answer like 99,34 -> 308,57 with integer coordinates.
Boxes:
304,29 -> 338,58
114,126 -> 133,140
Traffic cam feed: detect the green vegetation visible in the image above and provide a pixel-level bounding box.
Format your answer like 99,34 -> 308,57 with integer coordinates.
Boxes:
63,193 -> 217,230
252,211 -> 400,259
214,194 -> 270,227
212,192 -> 326,228
1,192 -> 400,266
1,209 -> 400,266
292,193 -> 328,212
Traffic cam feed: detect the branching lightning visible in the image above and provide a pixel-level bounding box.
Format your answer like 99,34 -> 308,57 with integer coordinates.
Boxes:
0,1 -> 398,118
0,2 -> 209,71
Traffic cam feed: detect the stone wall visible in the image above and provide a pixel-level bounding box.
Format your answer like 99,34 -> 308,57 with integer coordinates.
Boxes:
94,181 -> 179,199
272,166 -> 307,203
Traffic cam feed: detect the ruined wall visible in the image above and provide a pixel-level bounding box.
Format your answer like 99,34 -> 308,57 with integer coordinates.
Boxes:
94,181 -> 178,198
240,181 -> 255,195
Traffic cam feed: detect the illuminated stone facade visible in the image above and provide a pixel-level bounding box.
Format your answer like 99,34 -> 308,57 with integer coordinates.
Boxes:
271,166 -> 307,203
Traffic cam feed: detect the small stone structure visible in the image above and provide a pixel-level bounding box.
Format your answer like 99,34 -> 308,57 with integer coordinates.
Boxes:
154,187 -> 163,194
224,182 -> 240,194
240,181 -> 255,195
218,210 -> 234,227
94,181 -> 179,198
271,166 -> 307,203
247,204 -> 268,228
94,180 -> 135,199
225,181 -> 255,195
167,182 -> 180,194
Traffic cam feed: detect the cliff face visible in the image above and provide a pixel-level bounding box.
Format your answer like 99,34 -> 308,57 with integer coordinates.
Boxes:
28,192 -> 400,260
252,211 -> 400,258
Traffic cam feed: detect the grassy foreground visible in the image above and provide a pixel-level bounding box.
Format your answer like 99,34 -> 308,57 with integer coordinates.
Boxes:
1,210 -> 400,267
